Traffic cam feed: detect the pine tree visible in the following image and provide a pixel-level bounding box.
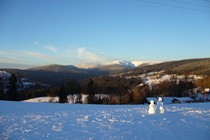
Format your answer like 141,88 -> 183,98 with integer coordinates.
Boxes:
58,86 -> 68,103
66,79 -> 80,95
8,74 -> 18,101
0,77 -> 4,100
85,79 -> 95,104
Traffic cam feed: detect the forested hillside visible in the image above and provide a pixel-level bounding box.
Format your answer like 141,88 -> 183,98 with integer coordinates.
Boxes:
131,58 -> 210,76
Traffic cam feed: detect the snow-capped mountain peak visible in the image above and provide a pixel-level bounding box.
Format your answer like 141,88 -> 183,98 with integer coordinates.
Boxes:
105,60 -> 136,68
104,60 -> 164,68
119,60 -> 136,68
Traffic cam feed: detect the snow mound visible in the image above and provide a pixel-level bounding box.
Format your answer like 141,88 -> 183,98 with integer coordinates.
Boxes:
23,97 -> 59,103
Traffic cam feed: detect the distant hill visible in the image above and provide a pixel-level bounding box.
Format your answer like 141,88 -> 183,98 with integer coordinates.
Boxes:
131,58 -> 210,76
29,63 -> 136,75
29,64 -> 83,73
0,63 -> 135,85
95,64 -> 133,74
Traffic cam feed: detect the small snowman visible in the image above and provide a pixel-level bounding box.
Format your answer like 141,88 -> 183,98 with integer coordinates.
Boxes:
148,100 -> 156,114
157,97 -> 165,114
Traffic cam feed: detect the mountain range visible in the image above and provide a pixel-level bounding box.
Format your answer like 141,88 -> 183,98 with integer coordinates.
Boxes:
1,58 -> 210,85
0,60 -> 161,85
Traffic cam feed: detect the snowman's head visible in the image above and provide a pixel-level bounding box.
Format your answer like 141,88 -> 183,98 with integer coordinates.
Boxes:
150,100 -> 154,104
158,97 -> 162,102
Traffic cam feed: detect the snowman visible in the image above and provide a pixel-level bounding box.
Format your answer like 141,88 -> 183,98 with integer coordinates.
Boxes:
157,97 -> 165,114
148,100 -> 156,114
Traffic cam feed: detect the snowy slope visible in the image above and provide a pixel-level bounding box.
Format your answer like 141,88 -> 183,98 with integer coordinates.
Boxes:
23,97 -> 59,103
132,60 -> 163,67
0,101 -> 209,140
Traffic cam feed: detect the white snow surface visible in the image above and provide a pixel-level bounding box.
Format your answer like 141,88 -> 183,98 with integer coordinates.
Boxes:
0,101 -> 210,140
23,97 -> 59,103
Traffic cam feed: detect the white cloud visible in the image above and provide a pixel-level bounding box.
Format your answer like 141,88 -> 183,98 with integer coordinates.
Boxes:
77,48 -> 107,64
44,45 -> 58,53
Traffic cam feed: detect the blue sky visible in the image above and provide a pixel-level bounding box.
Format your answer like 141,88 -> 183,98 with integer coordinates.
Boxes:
0,0 -> 210,68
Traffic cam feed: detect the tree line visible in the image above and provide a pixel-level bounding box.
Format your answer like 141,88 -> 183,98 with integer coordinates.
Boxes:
49,76 -> 195,104
0,74 -> 49,101
0,74 -> 18,101
0,74 -> 196,104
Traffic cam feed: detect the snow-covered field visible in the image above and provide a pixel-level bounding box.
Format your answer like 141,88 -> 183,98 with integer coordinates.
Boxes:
0,101 -> 209,140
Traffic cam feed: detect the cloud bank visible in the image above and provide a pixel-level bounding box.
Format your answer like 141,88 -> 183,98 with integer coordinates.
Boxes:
0,47 -> 109,69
